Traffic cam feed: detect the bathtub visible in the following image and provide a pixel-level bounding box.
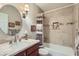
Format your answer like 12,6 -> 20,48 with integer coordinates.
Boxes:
43,43 -> 75,56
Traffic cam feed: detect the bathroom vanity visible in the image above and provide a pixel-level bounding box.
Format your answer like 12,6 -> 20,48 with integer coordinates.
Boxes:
0,39 -> 40,56
15,41 -> 40,56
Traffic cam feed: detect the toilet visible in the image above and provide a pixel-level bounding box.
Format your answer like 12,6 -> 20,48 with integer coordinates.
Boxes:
39,48 -> 49,56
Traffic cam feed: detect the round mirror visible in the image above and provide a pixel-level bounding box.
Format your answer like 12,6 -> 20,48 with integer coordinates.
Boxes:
0,5 -> 22,36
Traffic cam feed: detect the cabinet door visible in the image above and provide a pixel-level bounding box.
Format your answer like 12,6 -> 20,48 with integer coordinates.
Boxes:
28,50 -> 39,56
26,43 -> 39,56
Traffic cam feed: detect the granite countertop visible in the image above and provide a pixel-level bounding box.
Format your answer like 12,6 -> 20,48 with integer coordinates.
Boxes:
0,39 -> 39,56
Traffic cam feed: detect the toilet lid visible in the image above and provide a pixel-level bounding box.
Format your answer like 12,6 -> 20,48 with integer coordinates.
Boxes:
39,48 -> 49,55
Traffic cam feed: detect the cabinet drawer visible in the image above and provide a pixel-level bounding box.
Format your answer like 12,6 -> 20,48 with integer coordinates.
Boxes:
26,43 -> 39,55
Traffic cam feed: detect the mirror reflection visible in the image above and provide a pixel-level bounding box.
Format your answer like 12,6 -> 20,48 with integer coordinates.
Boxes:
0,5 -> 22,36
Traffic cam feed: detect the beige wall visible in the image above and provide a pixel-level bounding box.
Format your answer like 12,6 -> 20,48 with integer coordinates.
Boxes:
19,3 -> 43,39
44,6 -> 75,47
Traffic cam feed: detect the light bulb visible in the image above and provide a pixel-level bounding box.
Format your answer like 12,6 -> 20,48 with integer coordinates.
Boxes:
24,4 -> 29,11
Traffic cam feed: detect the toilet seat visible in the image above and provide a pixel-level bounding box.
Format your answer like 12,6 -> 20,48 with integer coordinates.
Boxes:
39,48 -> 49,56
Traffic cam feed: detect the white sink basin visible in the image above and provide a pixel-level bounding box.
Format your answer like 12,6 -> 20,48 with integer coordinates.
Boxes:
11,39 -> 36,49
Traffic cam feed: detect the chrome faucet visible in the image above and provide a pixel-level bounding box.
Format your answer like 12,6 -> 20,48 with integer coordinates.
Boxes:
14,35 -> 17,43
9,35 -> 17,44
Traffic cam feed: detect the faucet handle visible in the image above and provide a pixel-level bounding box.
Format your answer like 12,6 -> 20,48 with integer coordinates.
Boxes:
14,35 -> 19,43
9,40 -> 12,44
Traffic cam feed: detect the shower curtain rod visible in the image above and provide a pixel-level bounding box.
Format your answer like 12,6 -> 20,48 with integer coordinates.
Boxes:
39,3 -> 77,15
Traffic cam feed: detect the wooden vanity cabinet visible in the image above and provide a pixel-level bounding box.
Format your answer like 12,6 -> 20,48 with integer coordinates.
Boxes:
15,43 -> 40,56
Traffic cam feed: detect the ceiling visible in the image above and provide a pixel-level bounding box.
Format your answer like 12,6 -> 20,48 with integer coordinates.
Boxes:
36,3 -> 73,12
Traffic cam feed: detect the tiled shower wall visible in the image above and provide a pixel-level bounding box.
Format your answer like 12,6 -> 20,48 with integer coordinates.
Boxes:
44,6 -> 75,47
